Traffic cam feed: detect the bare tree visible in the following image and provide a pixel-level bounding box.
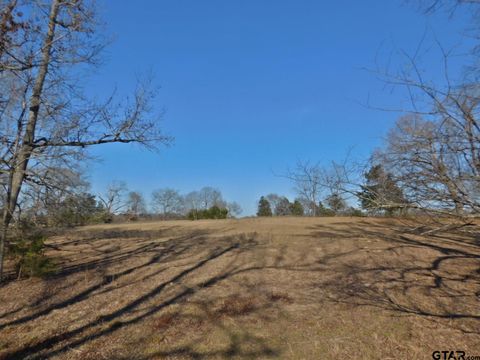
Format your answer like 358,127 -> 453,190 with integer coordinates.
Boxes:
126,191 -> 146,217
366,6 -> 480,218
98,181 -> 128,215
408,0 -> 480,14
265,194 -> 281,214
183,191 -> 201,213
226,201 -> 242,217
274,197 -> 292,216
198,187 -> 223,209
283,161 -> 326,216
375,113 -> 480,216
15,167 -> 89,225
325,193 -> 347,214
343,0 -> 480,222
0,0 -> 171,280
151,188 -> 183,218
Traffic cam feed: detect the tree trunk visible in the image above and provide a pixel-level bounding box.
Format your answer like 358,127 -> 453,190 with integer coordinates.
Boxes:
0,215 -> 10,282
0,0 -> 60,282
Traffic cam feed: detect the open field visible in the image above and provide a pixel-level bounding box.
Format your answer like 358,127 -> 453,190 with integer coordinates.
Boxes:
0,217 -> 479,359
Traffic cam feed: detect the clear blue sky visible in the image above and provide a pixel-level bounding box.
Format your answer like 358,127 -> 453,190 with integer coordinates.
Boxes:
86,0 -> 473,215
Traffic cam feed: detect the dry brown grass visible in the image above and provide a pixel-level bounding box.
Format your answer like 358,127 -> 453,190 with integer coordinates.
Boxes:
0,217 -> 479,359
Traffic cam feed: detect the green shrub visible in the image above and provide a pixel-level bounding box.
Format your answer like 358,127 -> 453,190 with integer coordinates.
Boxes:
187,209 -> 198,220
187,206 -> 228,220
290,200 -> 305,216
92,210 -> 113,224
9,233 -> 56,278
348,208 -> 364,217
48,192 -> 106,227
317,205 -> 336,217
207,206 -> 228,219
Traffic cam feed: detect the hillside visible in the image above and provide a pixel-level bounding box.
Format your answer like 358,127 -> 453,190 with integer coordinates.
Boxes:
0,217 -> 479,359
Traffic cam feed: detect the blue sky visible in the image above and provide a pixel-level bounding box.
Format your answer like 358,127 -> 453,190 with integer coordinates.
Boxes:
86,0 -> 473,215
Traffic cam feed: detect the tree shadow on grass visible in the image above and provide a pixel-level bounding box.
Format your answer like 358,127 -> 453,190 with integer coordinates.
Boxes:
308,221 -> 480,334
1,220 -> 479,358
1,229 -> 282,359
0,228 -> 212,324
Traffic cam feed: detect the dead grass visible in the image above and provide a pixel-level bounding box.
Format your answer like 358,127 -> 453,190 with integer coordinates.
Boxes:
0,217 -> 479,359
216,296 -> 258,317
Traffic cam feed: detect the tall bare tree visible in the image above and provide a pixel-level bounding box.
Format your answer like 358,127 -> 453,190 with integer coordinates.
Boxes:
151,188 -> 183,218
98,181 -> 128,216
198,187 -> 223,209
0,0 -> 171,280
375,112 -> 480,216
183,191 -> 201,213
226,201 -> 242,217
284,161 -> 326,216
126,191 -> 146,217
265,193 -> 281,214
355,0 -> 480,221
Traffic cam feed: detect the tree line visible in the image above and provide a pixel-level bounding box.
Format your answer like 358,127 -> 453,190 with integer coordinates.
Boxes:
18,178 -> 242,227
276,0 -> 480,221
258,163 -> 400,218
256,193 -> 364,217
279,102 -> 480,220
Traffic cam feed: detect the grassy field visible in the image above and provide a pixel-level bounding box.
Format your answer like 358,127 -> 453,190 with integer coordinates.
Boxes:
0,217 -> 479,359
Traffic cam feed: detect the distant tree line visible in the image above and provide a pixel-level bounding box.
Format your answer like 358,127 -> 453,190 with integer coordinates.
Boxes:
10,177 -> 243,228
151,186 -> 242,220
257,195 -> 307,217
277,157 -> 424,218
256,191 -> 363,217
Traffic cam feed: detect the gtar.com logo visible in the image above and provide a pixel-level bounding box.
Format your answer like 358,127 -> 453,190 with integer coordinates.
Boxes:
432,351 -> 480,360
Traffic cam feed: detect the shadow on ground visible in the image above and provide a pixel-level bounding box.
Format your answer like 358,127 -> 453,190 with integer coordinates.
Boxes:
0,219 -> 478,359
309,221 -> 480,334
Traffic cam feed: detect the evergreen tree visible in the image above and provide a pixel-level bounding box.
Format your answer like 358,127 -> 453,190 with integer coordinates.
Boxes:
257,196 -> 273,217
357,165 -> 405,216
290,199 -> 305,216
49,193 -> 105,227
317,201 -> 335,216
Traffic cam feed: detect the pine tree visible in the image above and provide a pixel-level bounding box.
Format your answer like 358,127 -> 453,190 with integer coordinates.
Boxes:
358,165 -> 405,216
257,196 -> 273,217
290,199 -> 304,216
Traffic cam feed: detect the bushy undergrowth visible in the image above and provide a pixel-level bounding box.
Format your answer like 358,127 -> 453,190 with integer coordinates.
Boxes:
344,208 -> 365,217
187,206 -> 228,220
8,231 -> 56,279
